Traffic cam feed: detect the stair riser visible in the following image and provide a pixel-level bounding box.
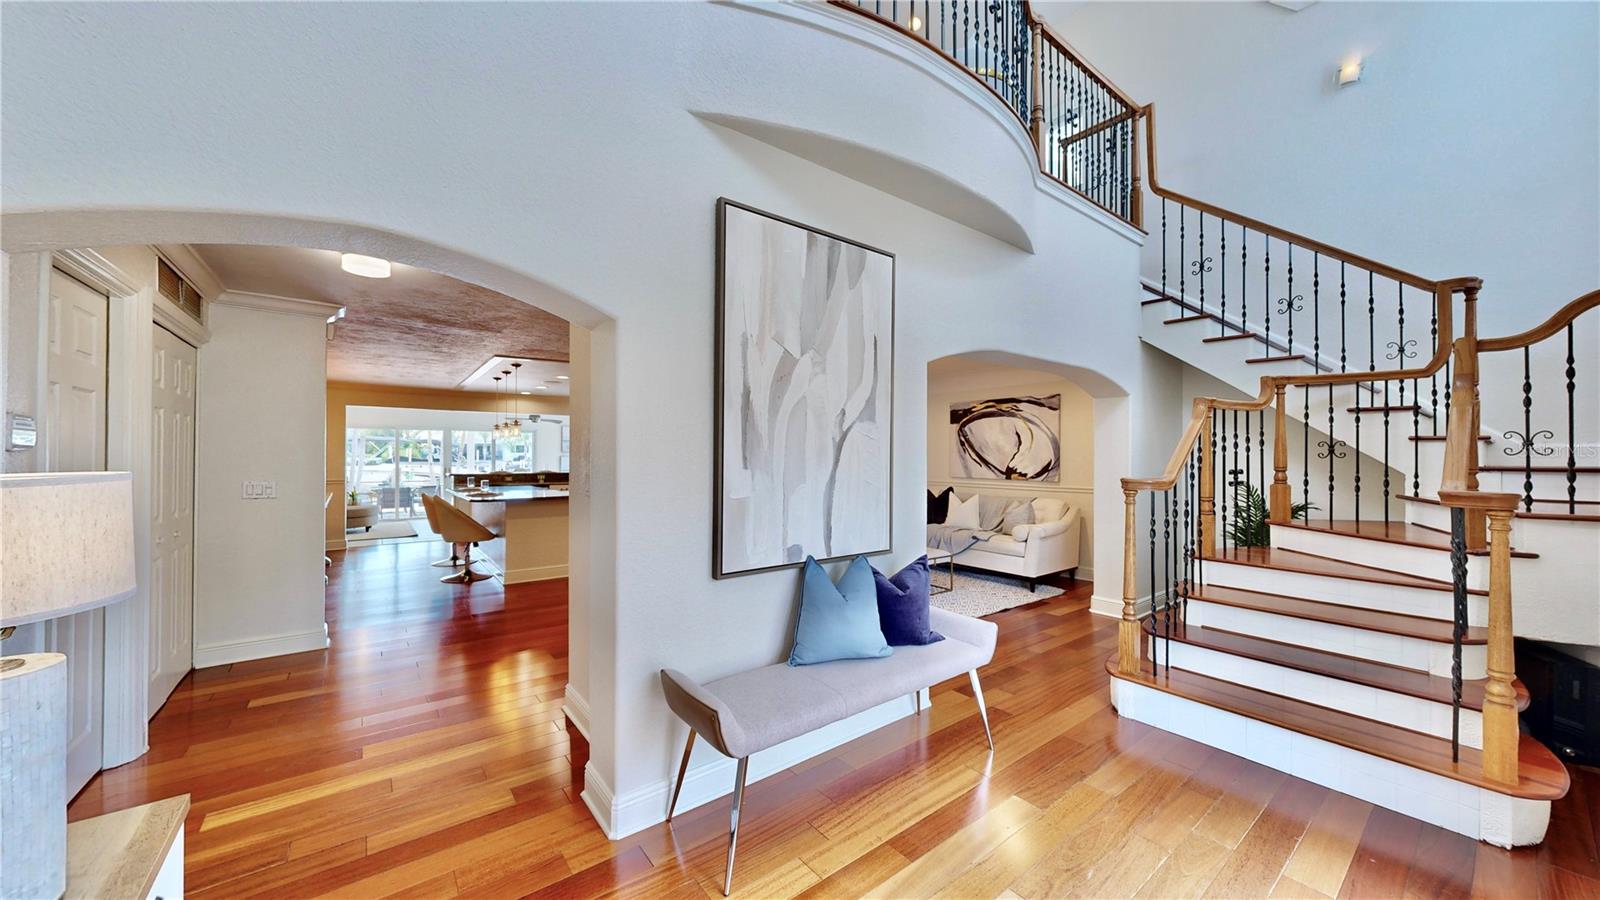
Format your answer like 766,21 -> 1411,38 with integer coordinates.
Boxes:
1404,498 -> 1454,532
1147,640 -> 1482,749
1268,525 -> 1488,590
1185,599 -> 1486,678
1109,676 -> 1552,847
1200,560 -> 1487,626
1418,468 -> 1600,502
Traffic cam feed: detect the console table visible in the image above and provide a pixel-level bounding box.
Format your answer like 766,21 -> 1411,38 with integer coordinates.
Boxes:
66,794 -> 187,899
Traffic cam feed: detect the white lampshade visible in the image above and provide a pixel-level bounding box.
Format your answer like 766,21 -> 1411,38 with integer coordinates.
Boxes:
1,472 -> 137,628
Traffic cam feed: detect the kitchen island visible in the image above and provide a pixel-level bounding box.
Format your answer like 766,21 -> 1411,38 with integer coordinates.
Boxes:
447,485 -> 569,584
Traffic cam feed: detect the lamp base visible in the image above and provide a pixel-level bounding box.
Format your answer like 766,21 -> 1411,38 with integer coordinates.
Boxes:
0,652 -> 68,900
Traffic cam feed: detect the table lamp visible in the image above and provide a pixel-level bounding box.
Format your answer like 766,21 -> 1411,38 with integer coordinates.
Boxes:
1,471 -> 137,900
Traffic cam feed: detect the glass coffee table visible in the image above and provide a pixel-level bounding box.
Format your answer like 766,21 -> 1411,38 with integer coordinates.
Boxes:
925,547 -> 955,595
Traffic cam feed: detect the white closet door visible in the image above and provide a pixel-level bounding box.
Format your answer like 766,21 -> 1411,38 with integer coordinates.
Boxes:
149,324 -> 197,714
44,266 -> 109,800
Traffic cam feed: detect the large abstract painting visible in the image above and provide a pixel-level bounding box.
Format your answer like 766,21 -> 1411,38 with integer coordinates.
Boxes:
950,394 -> 1061,482
715,199 -> 895,578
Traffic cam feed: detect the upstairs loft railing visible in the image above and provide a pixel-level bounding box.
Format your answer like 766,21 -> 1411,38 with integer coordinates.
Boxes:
833,1 -> 1140,223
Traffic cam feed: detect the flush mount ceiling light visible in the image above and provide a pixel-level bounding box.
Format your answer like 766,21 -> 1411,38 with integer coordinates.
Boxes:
339,253 -> 391,278
555,375 -> 570,381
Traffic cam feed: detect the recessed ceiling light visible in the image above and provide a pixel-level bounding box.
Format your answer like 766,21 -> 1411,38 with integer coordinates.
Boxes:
340,253 -> 391,278
535,385 -> 548,390
520,391 -> 531,395
555,375 -> 570,380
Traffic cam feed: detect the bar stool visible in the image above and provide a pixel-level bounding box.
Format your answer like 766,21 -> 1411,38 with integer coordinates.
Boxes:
421,491 -> 467,568
426,494 -> 498,585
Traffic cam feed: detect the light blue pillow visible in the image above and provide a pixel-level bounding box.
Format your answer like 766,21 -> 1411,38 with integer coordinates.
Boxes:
789,556 -> 893,666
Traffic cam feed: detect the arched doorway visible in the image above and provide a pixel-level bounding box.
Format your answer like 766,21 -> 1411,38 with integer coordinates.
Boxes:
1,209 -> 618,782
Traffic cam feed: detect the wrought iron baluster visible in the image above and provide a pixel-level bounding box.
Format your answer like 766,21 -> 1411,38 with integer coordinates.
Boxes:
1163,487 -> 1173,670
1263,234 -> 1272,348
1431,290 -> 1440,435
1258,407 -> 1266,501
1302,385 -> 1310,513
1148,491 -> 1156,675
1161,198 -> 1168,298
1323,384 -> 1339,521
1285,244 -> 1296,357
1179,205 -> 1186,307
1197,212 -> 1206,314
1219,218 -> 1228,335
1521,346 -> 1535,512
1338,262 -> 1347,374
1312,253 -> 1320,369
1449,506 -> 1468,762
1239,225 -> 1248,335
1569,324 -> 1579,513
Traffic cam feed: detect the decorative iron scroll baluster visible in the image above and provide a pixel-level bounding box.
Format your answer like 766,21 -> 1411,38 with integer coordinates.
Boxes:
1324,385 -> 1338,521
1196,212 -> 1206,314
1449,506 -> 1468,762
1263,234 -> 1271,348
1148,492 -> 1156,675
1338,262 -> 1347,373
1219,218 -> 1228,334
1285,244 -> 1296,358
1312,253 -> 1320,369
1507,346 -> 1550,512
1568,324 -> 1579,513
1239,225 -> 1248,335
1303,385 -> 1311,511
1160,198 -> 1167,299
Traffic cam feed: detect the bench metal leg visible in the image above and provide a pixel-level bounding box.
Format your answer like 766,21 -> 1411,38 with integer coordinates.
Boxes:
968,669 -> 994,750
667,730 -> 695,821
723,757 -> 749,896
913,689 -> 922,714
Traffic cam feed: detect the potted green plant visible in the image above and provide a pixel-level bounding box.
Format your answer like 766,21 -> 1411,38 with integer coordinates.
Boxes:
1227,481 -> 1314,548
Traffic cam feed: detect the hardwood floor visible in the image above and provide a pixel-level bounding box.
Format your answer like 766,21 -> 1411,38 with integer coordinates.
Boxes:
68,542 -> 1600,898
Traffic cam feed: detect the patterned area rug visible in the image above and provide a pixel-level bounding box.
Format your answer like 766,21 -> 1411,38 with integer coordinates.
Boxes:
932,570 -> 1065,618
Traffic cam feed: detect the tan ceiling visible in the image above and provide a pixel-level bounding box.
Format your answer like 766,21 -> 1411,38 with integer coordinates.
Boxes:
191,244 -> 569,391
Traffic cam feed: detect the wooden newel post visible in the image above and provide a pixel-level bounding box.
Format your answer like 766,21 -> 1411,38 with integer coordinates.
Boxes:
1440,489 -> 1520,786
1029,21 -> 1045,165
1481,503 -> 1521,785
1462,285 -> 1487,551
1198,406 -> 1215,558
1269,384 -> 1291,524
1118,486 -> 1142,675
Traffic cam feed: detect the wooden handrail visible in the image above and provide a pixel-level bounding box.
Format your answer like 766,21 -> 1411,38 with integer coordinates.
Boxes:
1476,289 -> 1600,353
1058,107 -> 1140,149
1032,17 -> 1139,110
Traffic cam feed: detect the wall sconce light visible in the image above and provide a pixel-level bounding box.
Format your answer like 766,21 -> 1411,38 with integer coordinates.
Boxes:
909,14 -> 922,32
1338,59 -> 1363,87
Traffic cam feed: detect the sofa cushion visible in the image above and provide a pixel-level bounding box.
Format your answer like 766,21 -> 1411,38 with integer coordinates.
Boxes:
927,487 -> 953,524
1032,497 -> 1070,523
977,534 -> 1027,557
978,495 -> 1023,531
999,500 -> 1035,533
944,493 -> 981,529
873,556 -> 944,646
789,556 -> 892,666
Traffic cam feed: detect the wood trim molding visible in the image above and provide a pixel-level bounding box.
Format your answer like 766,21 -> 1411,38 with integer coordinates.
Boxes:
211,290 -> 343,319
52,248 -> 140,297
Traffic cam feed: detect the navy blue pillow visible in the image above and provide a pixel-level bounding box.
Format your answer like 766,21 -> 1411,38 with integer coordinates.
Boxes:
789,556 -> 893,666
873,556 -> 945,646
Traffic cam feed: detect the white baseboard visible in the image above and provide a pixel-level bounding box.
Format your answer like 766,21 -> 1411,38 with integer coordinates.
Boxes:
1090,592 -> 1151,619
562,683 -> 591,740
193,628 -> 329,668
502,563 -> 569,585
582,693 -> 923,840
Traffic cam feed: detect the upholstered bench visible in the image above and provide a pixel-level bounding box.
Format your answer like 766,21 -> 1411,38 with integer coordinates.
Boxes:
659,606 -> 998,895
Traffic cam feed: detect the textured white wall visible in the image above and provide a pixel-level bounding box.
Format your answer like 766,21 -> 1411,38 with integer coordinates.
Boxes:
193,303 -> 332,665
0,1 -> 1171,836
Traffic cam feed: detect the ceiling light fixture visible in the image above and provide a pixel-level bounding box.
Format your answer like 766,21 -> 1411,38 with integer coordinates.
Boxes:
909,14 -> 922,31
520,391 -> 531,396
492,376 -> 504,436
339,253 -> 391,279
555,374 -> 570,381
535,385 -> 548,390
1337,58 -> 1363,87
504,367 -> 521,437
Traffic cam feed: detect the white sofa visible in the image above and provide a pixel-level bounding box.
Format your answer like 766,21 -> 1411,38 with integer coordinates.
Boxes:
930,490 -> 1082,590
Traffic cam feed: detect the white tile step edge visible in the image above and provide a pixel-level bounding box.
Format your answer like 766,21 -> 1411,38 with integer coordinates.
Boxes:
1201,559 -> 1487,626
1185,598 -> 1486,679
1108,675 -> 1551,847
1269,524 -> 1488,590
1146,638 -> 1483,749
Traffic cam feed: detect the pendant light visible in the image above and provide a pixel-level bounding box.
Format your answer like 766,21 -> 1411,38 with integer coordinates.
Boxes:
491,376 -> 504,436
501,368 -> 520,437
509,362 -> 524,437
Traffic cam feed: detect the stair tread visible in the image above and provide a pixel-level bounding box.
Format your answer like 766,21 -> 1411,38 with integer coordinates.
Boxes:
1400,493 -> 1600,523
1164,315 -> 1211,324
1105,656 -> 1569,801
1480,464 -> 1600,473
1154,621 -> 1525,710
1184,583 -> 1485,644
1205,546 -> 1487,595
1279,519 -> 1539,559
1247,354 -> 1307,364
1202,333 -> 1260,344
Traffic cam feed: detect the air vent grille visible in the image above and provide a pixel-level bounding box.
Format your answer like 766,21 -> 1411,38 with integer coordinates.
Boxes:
157,256 -> 204,322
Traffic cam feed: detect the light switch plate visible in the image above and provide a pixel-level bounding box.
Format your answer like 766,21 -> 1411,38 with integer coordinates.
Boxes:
241,480 -> 277,500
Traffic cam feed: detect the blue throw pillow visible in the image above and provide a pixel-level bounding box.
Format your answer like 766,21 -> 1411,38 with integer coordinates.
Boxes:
789,556 -> 893,666
873,556 -> 945,646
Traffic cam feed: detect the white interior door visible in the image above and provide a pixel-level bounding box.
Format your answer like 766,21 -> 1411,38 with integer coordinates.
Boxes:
44,266 -> 109,800
149,324 -> 197,714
